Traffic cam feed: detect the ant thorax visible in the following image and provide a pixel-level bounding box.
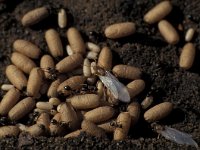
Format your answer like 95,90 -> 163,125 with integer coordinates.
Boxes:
151,123 -> 165,133
110,121 -> 122,128
64,85 -> 72,91
64,84 -> 97,96
93,66 -> 105,76
97,68 -> 106,76
50,119 -> 58,125
42,67 -> 58,80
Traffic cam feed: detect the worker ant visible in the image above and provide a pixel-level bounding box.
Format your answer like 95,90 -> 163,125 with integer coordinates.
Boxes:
109,120 -> 122,128
41,67 -> 59,80
63,83 -> 97,95
50,119 -> 72,129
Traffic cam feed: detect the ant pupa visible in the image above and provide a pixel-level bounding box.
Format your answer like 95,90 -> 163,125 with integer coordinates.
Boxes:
113,112 -> 131,140
0,126 -> 20,138
64,129 -> 83,139
69,94 -> 100,110
81,120 -> 106,137
84,106 -> 116,123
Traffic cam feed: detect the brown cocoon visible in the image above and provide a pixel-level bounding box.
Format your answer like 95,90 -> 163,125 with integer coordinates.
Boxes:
56,54 -> 83,73
27,67 -> 44,97
81,120 -> 106,137
127,102 -> 140,126
26,124 -> 45,136
158,20 -> 179,45
179,43 -> 195,70
141,96 -> 154,110
11,52 -> 36,74
0,88 -> 20,115
66,27 -> 86,55
112,64 -> 141,80
70,94 -> 100,110
36,113 -> 50,130
40,55 -> 55,79
0,126 -> 20,138
59,103 -> 79,131
6,65 -> 27,90
84,106 -> 115,123
49,113 -> 66,136
8,97 -> 35,121
127,79 -> 145,98
105,22 -> 136,39
98,120 -> 116,133
64,129 -> 83,139
114,112 -> 131,140
36,102 -> 53,110
47,77 -> 65,98
144,102 -> 173,123
13,39 -> 41,59
45,29 -> 63,58
98,47 -> 112,70
144,1 -> 172,24
21,7 -> 49,27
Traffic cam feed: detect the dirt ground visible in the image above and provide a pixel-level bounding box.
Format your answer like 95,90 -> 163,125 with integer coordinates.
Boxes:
0,0 -> 200,149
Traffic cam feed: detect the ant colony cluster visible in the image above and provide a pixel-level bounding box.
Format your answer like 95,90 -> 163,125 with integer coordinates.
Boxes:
0,1 -> 198,149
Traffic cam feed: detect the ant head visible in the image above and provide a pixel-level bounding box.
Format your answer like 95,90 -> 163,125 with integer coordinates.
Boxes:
45,67 -> 57,73
88,85 -> 97,91
117,124 -> 123,128
96,66 -> 105,76
51,119 -> 58,125
110,121 -> 122,128
33,111 -> 39,117
110,121 -> 116,126
38,124 -> 46,131
0,117 -> 8,126
64,85 -> 71,91
41,67 -> 58,80
50,74 -> 58,80
151,122 -> 164,133
60,121 -> 71,128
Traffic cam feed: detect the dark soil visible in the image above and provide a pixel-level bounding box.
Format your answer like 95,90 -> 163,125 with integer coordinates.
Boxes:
0,0 -> 200,149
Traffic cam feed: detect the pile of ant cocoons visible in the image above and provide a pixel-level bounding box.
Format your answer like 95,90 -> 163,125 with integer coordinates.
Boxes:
0,1 -> 198,148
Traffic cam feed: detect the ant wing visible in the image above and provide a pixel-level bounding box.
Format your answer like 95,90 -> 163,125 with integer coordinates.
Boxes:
160,126 -> 198,148
99,71 -> 130,103
99,75 -> 118,98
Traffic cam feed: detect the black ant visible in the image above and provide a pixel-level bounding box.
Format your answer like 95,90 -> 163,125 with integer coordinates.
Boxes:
0,116 -> 16,126
50,119 -> 58,125
0,116 -> 9,126
41,67 -> 59,80
63,84 -> 97,95
27,111 -> 40,125
80,84 -> 97,94
109,120 -> 122,128
38,124 -> 46,131
50,119 -> 71,129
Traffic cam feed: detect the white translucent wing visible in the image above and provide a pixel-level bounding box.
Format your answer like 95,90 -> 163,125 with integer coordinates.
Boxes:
105,71 -> 130,103
99,75 -> 119,98
160,126 -> 198,148
99,71 -> 130,103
